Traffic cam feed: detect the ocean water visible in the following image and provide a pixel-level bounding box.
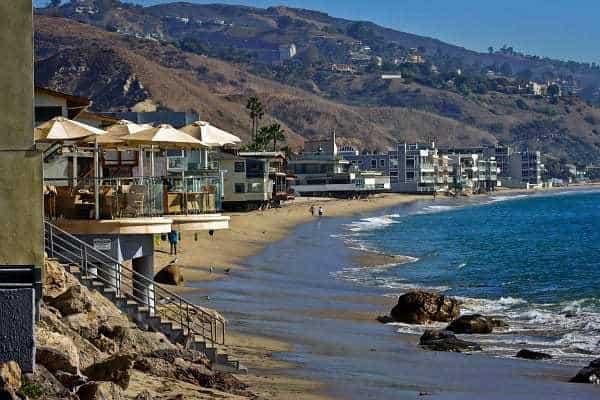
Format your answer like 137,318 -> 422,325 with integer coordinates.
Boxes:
336,190 -> 600,364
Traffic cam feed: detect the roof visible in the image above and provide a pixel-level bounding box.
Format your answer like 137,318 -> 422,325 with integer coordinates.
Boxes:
35,87 -> 91,119
238,151 -> 286,159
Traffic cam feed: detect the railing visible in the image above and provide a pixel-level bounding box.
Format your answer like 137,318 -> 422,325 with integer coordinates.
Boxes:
164,175 -> 222,214
44,175 -> 224,219
44,221 -> 225,346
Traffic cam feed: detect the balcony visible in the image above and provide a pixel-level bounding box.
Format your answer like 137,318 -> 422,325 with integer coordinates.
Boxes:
44,175 -> 227,234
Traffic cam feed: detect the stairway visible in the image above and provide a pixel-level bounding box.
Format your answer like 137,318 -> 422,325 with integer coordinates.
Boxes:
44,222 -> 245,373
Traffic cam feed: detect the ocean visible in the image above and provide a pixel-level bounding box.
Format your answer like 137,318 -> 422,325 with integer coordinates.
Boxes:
336,189 -> 600,364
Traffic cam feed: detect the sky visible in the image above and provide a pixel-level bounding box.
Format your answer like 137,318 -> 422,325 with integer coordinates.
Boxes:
36,0 -> 600,63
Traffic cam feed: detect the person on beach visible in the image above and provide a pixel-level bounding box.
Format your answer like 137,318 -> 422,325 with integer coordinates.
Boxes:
309,205 -> 315,216
168,229 -> 179,255
318,206 -> 324,217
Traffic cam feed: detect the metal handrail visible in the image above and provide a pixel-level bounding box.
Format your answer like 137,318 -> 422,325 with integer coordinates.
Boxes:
43,220 -> 225,345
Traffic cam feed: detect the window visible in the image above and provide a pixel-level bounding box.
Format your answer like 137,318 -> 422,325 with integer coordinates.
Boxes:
406,171 -> 415,181
371,159 -> 377,169
234,183 -> 245,193
248,182 -> 263,193
379,159 -> 385,167
234,161 -> 245,173
245,159 -> 265,178
406,158 -> 415,169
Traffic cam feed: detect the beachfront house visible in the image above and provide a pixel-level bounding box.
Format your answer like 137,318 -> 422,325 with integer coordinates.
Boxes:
289,131 -> 391,197
391,142 -> 450,193
216,151 -> 273,210
238,151 -> 295,204
36,90 -> 231,325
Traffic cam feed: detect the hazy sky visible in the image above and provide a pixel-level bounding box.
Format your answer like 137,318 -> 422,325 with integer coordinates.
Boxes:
36,0 -> 600,63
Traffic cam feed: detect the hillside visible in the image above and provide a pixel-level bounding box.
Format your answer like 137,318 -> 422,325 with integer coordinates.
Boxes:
34,1 -> 600,163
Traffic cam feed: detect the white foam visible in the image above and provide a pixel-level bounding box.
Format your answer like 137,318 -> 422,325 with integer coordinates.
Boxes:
345,214 -> 401,232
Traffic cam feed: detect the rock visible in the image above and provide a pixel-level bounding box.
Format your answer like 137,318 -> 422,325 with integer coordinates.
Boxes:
54,371 -> 87,390
82,354 -> 135,390
36,330 -> 80,374
516,349 -> 553,360
99,325 -> 175,354
134,390 -> 154,400
24,364 -> 74,400
446,314 -> 494,334
47,285 -> 93,316
570,358 -> 600,384
0,362 -> 21,393
76,381 -> 124,400
134,357 -> 214,387
154,264 -> 184,286
142,348 -> 209,367
44,258 -> 78,298
390,291 -> 460,324
490,318 -> 509,329
419,329 -> 482,352
376,315 -> 395,324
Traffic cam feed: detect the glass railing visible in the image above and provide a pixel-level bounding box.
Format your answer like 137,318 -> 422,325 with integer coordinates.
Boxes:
164,175 -> 222,214
44,175 -> 223,220
44,177 -> 164,220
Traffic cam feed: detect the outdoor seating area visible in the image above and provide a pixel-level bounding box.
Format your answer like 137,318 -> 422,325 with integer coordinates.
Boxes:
37,117 -> 233,222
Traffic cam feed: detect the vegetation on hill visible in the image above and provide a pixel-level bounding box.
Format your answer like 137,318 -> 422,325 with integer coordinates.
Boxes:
33,1 -> 600,164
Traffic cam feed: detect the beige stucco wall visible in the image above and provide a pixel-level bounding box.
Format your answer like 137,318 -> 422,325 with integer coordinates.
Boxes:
0,1 -> 43,266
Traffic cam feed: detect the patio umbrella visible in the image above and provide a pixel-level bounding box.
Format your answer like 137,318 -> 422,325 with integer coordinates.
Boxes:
106,120 -> 153,137
125,124 -> 207,178
34,116 -> 106,142
180,120 -> 241,147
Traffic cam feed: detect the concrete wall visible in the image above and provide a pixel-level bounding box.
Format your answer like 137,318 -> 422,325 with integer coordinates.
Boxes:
0,0 -> 43,267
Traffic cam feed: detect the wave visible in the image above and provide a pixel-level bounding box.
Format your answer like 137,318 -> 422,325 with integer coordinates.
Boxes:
344,214 -> 401,232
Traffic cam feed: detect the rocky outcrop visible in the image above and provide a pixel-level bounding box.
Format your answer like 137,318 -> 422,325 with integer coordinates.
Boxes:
44,258 -> 79,298
46,285 -> 93,316
76,381 -> 125,400
390,291 -> 460,324
516,349 -> 552,360
82,354 -> 135,390
36,329 -> 80,374
570,359 -> 600,384
154,264 -> 185,286
419,330 -> 482,352
446,314 -> 494,334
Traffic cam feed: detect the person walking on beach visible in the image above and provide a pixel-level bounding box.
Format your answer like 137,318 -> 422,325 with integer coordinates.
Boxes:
168,229 -> 179,255
318,206 -> 324,217
309,205 -> 315,216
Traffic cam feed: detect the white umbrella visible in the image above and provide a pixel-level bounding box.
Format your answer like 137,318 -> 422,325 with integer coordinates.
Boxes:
180,121 -> 241,147
106,120 -> 153,137
124,124 -> 207,147
34,116 -> 106,142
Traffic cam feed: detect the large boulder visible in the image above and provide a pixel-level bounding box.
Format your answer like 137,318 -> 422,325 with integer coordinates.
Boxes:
154,264 -> 184,286
82,354 -> 135,390
571,359 -> 600,384
446,314 -> 494,334
516,349 -> 552,360
36,329 -> 80,374
76,381 -> 124,400
390,291 -> 460,324
47,285 -> 93,316
44,258 -> 78,298
419,329 -> 482,353
134,356 -> 214,387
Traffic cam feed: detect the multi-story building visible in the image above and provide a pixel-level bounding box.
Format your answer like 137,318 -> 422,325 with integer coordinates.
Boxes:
289,132 -> 390,197
391,143 -> 448,193
508,150 -> 543,186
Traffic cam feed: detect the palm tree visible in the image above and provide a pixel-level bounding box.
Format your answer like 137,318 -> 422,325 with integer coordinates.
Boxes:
245,96 -> 264,141
258,123 -> 285,151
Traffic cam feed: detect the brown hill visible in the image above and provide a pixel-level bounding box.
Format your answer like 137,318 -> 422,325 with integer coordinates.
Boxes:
34,14 -> 600,162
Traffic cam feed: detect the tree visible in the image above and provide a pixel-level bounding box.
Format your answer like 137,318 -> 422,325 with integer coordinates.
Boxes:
246,96 -> 264,142
258,123 -> 285,151
547,84 -> 561,103
488,46 -> 494,54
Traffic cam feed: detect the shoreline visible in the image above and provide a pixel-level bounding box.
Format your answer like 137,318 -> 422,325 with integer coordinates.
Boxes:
154,184 -> 600,399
